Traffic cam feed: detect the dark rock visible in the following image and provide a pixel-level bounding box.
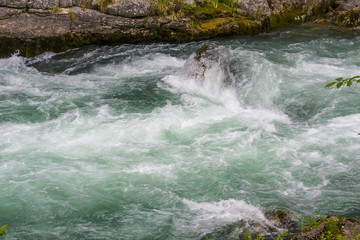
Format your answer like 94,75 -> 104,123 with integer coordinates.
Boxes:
183,44 -> 229,82
336,0 -> 360,11
7,0 -> 28,8
265,209 -> 297,230
335,7 -> 360,27
59,0 -> 72,7
107,3 -> 119,15
206,209 -> 295,240
0,7 -> 24,19
343,219 -> 360,240
182,44 -> 245,86
32,0 -> 59,9
236,0 -> 272,19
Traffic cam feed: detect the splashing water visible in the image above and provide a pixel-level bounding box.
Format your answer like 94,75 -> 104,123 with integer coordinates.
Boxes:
0,23 -> 359,240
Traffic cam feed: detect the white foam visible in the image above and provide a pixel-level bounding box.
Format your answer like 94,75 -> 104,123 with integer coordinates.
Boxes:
121,163 -> 174,180
94,53 -> 185,78
182,198 -> 278,236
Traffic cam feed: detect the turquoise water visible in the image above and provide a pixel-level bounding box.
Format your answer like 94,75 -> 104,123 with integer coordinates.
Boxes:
0,23 -> 359,240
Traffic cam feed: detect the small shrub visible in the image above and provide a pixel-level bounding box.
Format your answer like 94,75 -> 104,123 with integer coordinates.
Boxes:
274,231 -> 287,240
243,232 -> 265,240
301,211 -> 323,229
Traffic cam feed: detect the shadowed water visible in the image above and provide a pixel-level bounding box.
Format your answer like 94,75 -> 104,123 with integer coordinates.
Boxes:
0,23 -> 359,240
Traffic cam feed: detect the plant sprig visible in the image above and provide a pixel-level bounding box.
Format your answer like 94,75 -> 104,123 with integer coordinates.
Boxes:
0,225 -> 8,237
325,76 -> 360,88
300,211 -> 323,229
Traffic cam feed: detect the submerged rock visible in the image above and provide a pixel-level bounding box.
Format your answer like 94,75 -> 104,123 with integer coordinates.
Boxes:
265,209 -> 297,230
205,209 -> 296,239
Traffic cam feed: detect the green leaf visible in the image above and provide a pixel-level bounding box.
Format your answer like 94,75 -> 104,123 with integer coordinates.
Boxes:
336,82 -> 343,88
325,82 -> 336,88
347,80 -> 352,87
0,225 -> 8,230
335,77 -> 343,81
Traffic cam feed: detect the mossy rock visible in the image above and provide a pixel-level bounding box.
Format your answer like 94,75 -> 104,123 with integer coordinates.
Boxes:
336,9 -> 360,27
269,9 -> 304,29
291,216 -> 360,240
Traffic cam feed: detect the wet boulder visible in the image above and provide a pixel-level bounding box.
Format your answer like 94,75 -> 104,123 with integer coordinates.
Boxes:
265,209 -> 297,230
204,209 -> 296,240
182,44 -> 238,85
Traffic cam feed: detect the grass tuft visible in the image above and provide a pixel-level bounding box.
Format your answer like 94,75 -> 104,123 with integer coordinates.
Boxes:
99,0 -> 112,12
51,6 -> 61,15
67,10 -> 77,22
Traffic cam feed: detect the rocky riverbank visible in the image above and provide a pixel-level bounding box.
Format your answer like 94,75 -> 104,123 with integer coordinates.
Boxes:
0,0 -> 359,57
203,210 -> 360,240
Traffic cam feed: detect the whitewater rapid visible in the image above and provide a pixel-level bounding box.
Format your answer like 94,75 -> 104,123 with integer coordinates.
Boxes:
0,23 -> 359,240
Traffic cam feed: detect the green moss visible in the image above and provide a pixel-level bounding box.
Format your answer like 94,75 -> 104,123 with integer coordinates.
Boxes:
219,0 -> 238,8
194,44 -> 209,61
200,17 -> 227,30
311,0 -> 335,18
154,0 -> 170,16
184,2 -> 235,20
269,9 -> 303,29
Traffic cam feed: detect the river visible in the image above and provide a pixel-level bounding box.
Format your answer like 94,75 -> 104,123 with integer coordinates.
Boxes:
0,23 -> 359,240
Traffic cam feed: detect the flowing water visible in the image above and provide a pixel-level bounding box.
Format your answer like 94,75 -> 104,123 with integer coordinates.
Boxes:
0,23 -> 359,240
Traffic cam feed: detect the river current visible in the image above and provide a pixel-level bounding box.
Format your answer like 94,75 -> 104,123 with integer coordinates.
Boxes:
0,23 -> 359,240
